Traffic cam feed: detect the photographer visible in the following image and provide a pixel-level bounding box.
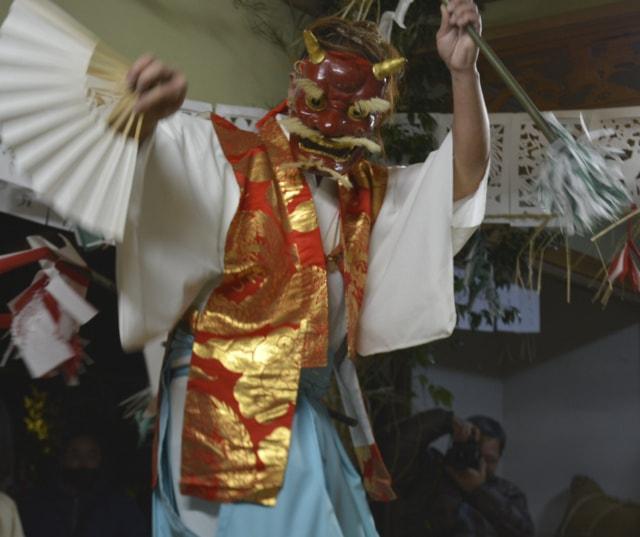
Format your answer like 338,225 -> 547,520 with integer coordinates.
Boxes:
376,410 -> 533,537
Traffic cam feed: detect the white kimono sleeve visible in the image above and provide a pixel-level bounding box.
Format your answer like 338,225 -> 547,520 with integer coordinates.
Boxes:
357,133 -> 488,356
116,113 -> 240,351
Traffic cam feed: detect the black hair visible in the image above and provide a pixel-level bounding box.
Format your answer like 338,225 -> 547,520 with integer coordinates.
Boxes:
467,415 -> 507,454
57,422 -> 107,464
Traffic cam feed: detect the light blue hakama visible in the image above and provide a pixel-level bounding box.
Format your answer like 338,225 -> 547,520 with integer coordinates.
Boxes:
153,330 -> 379,537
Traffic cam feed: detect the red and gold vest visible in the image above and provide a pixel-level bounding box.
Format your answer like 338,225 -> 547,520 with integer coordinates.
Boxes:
179,103 -> 388,505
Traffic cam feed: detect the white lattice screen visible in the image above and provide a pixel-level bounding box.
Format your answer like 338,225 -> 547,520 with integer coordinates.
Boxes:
433,107 -> 640,226
2,103 -> 639,231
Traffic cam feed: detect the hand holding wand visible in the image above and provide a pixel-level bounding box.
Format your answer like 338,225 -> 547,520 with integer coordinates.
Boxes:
441,0 -> 632,236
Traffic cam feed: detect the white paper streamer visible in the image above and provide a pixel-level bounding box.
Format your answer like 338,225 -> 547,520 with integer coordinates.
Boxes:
378,0 -> 415,41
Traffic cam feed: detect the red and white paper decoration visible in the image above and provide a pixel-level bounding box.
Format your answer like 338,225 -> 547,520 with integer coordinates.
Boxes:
606,235 -> 640,292
0,235 -> 97,383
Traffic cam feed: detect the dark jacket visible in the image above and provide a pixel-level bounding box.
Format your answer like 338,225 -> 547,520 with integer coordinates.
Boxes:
375,409 -> 534,537
17,477 -> 148,537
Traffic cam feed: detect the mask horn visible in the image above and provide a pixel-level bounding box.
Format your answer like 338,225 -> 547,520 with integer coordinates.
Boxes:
303,30 -> 326,65
372,57 -> 407,80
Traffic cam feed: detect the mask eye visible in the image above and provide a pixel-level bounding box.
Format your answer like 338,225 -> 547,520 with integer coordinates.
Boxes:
348,103 -> 367,121
305,94 -> 326,111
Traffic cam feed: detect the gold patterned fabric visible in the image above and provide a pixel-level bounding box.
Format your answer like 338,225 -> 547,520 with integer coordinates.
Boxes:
179,103 -> 388,505
338,160 -> 388,358
354,443 -> 396,502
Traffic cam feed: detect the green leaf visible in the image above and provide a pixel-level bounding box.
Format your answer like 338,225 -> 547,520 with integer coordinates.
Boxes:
428,384 -> 454,409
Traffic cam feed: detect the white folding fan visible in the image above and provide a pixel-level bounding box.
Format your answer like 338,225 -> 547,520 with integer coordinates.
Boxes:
0,0 -> 141,241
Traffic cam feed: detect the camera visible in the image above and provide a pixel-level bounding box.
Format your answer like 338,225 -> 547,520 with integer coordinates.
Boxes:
444,439 -> 481,470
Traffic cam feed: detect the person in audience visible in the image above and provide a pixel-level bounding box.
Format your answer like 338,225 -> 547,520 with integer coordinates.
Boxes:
376,409 -> 534,537
18,427 -> 149,537
0,399 -> 24,537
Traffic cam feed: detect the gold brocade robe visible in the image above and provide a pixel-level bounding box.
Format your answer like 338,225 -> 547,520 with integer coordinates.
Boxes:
179,103 -> 388,505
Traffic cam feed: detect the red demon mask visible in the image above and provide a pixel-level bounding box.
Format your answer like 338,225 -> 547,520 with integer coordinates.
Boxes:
286,48 -> 389,177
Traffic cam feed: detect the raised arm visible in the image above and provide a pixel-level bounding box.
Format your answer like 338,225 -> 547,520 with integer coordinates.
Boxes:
436,0 -> 490,201
126,54 -> 188,142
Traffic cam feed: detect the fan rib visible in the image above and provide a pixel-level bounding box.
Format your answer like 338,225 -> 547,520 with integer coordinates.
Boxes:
0,0 -> 137,241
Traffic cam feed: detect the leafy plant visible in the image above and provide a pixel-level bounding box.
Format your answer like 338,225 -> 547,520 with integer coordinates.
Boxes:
380,112 -> 437,164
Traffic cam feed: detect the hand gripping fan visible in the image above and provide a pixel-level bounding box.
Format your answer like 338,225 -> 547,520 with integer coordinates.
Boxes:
0,0 -> 142,241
